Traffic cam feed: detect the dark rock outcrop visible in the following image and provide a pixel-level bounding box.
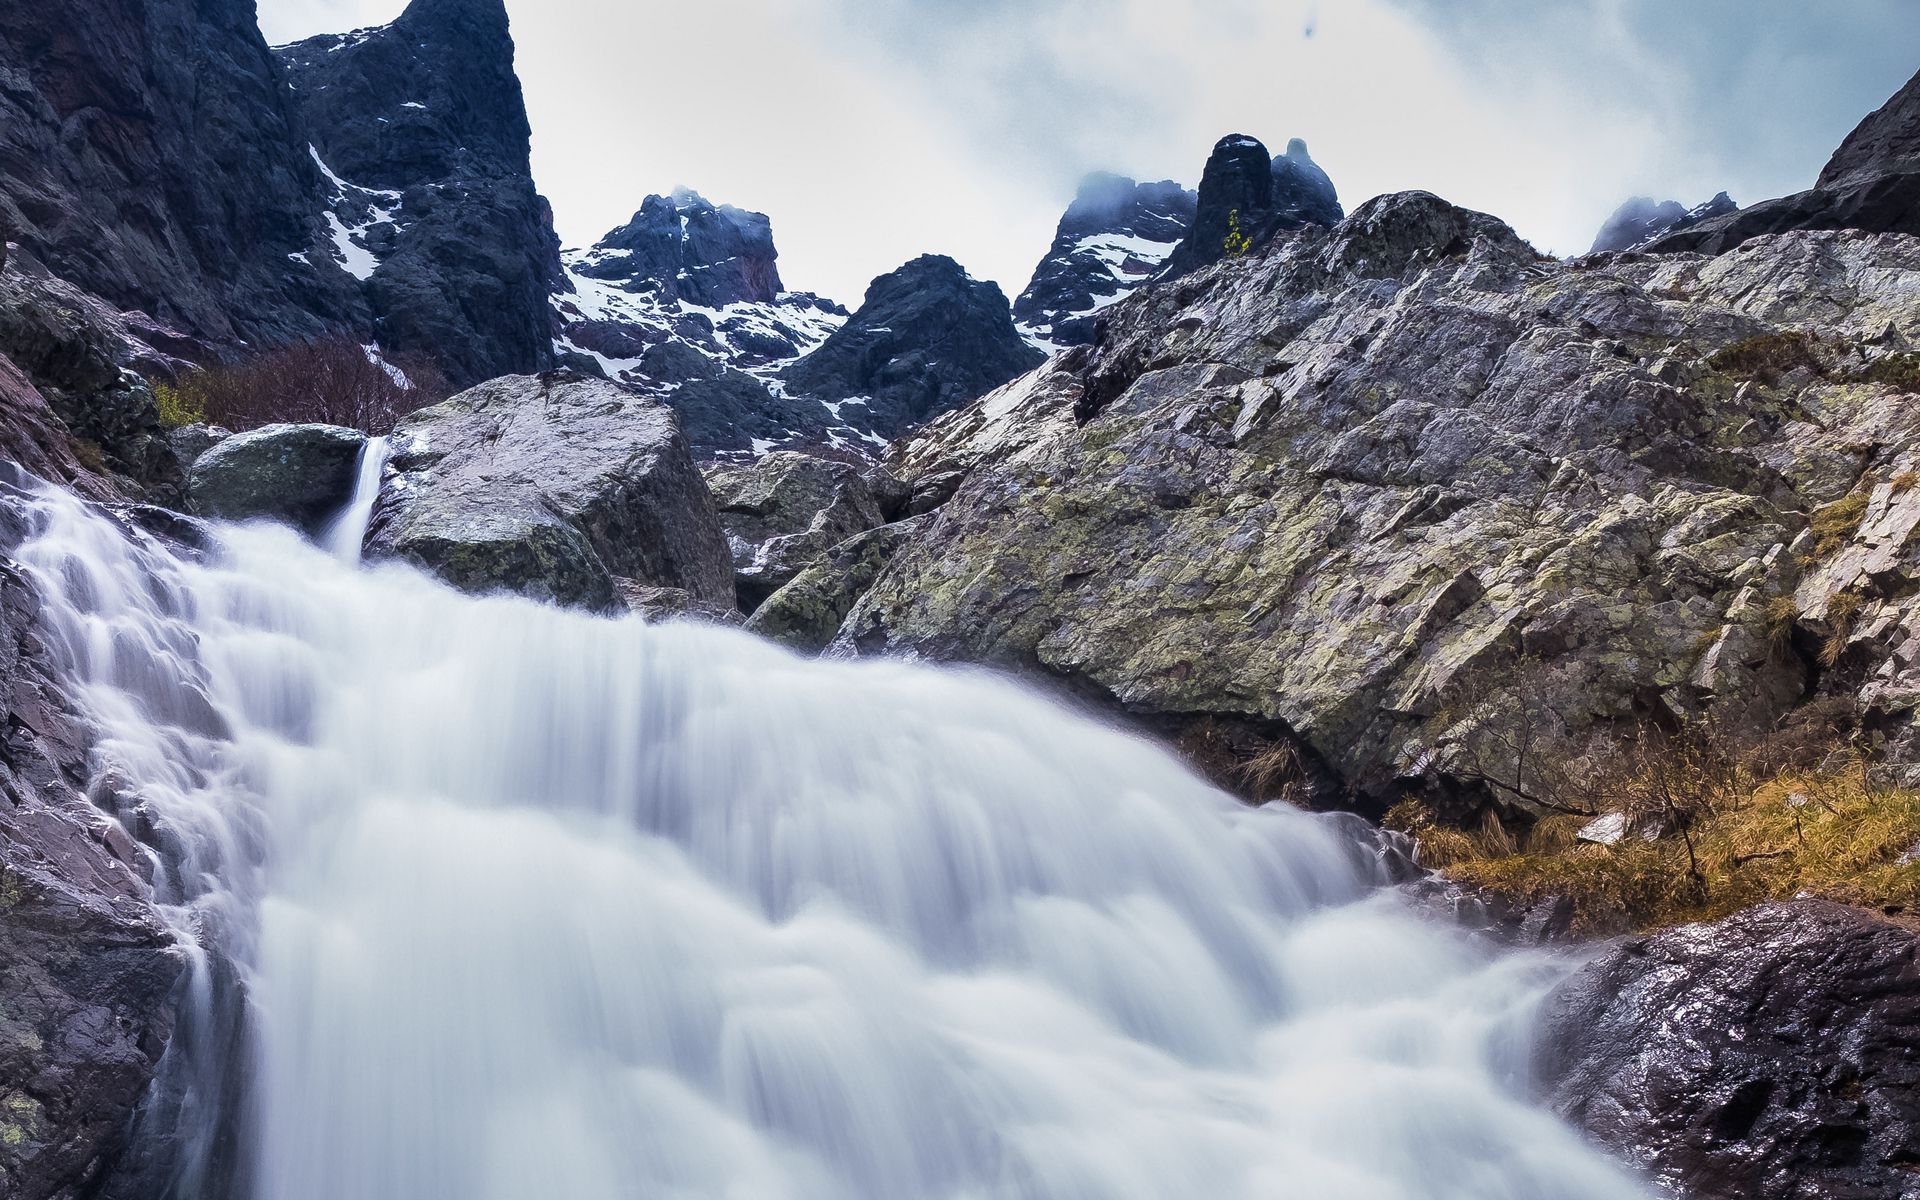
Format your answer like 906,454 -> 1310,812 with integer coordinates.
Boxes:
1651,68 -> 1920,254
0,0 -> 360,351
1159,135 -> 1342,280
791,192 -> 1920,814
705,452 -> 885,611
780,255 -> 1045,444
1537,901 -> 1920,1200
365,372 -> 733,611
276,0 -> 562,386
1590,193 -> 1738,254
186,423 -> 366,534
573,189 -> 784,308
746,516 -> 929,653
1013,173 -> 1196,348
0,473 -> 183,1200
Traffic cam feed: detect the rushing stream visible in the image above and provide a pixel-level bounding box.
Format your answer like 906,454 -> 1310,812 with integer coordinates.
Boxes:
6,464 -> 1648,1199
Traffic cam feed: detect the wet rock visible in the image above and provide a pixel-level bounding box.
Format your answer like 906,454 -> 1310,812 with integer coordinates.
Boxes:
166,423 -> 231,477
365,371 -> 732,611
747,516 -> 931,652
705,451 -> 884,611
1536,901 -> 1920,1200
0,519 -> 182,1200
187,423 -> 366,535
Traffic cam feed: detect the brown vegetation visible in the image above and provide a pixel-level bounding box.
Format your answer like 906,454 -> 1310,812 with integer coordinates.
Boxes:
1707,331 -> 1827,385
153,337 -> 447,435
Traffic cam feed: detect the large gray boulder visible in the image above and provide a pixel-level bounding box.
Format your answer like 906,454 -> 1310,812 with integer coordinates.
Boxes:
365,371 -> 733,611
1536,901 -> 1920,1200
187,423 -> 366,534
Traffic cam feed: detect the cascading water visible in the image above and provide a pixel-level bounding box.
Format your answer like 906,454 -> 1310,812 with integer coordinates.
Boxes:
318,436 -> 390,563
6,472 -> 1650,1200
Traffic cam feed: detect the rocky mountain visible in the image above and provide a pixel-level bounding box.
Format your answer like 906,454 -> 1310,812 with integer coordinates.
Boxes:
1157,135 -> 1343,280
1013,173 -> 1196,349
779,255 -> 1046,447
1651,66 -> 1920,254
550,190 -> 845,454
0,0 -> 358,352
1589,192 -> 1738,253
0,0 -> 560,389
274,0 -> 562,386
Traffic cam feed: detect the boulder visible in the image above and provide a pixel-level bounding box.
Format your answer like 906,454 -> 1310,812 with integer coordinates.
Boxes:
1536,901 -> 1920,1200
187,423 -> 366,534
364,371 -> 732,611
705,451 -> 885,610
747,517 -> 931,653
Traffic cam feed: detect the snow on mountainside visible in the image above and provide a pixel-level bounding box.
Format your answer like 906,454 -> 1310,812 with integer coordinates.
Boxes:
1013,173 -> 1195,350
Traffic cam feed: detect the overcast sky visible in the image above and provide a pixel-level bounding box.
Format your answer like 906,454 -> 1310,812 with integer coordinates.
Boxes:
257,0 -> 1920,305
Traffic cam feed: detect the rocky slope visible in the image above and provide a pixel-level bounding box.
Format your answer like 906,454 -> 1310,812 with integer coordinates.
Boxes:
1157,135 -> 1342,281
756,196 -> 1920,821
779,255 -> 1045,448
1014,173 -> 1197,349
275,0 -> 562,386
1651,67 -> 1920,254
1590,193 -> 1738,254
551,190 -> 845,454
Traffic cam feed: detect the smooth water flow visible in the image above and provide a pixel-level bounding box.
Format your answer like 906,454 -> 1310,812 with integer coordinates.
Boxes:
6,477 -> 1649,1200
319,435 -> 390,563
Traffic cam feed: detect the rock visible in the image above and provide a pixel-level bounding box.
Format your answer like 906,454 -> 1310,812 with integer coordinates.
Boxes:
166,423 -> 231,477
780,255 -> 1046,445
747,517 -> 932,653
276,0 -> 563,387
1536,901 -> 1920,1200
187,423 -> 366,534
1158,134 -> 1343,281
549,191 -> 846,454
365,371 -> 732,611
811,192 -> 1920,814
1013,173 -> 1196,348
613,581 -> 744,626
706,451 -> 886,610
1591,193 -> 1738,254
1576,812 -> 1629,846
1650,68 -> 1920,254
0,488 -> 183,1200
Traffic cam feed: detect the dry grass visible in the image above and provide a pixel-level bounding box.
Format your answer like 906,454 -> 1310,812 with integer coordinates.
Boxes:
1708,331 -> 1826,385
1428,756 -> 1920,936
1854,352 -> 1920,393
1762,594 -> 1801,652
1822,589 -> 1865,669
1811,490 -> 1871,558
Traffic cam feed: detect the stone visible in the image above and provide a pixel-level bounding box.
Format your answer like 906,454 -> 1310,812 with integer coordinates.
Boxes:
746,517 -> 932,653
705,451 -> 885,611
187,423 -> 366,534
1536,901 -> 1920,1200
365,371 -> 732,611
1159,134 -> 1342,281
1013,173 -> 1196,347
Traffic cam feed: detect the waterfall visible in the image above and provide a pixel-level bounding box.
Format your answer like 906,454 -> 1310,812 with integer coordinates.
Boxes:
4,474 -> 1649,1200
319,436 -> 391,563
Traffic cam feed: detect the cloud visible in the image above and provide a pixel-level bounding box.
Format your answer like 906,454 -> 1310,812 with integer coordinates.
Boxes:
256,0 -> 1920,303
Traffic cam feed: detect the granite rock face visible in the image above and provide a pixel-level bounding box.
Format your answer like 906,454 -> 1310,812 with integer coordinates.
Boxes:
1651,68 -> 1920,255
365,372 -> 733,611
1537,901 -> 1920,1200
797,190 -> 1920,815
780,255 -> 1046,445
1014,173 -> 1196,348
186,423 -> 366,535
276,0 -> 563,387
705,452 -> 886,611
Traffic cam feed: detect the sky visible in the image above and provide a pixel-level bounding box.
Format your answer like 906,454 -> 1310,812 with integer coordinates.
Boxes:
256,0 -> 1920,306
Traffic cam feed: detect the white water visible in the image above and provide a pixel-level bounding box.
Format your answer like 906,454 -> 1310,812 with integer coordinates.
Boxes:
5,476 -> 1650,1200
318,436 -> 390,563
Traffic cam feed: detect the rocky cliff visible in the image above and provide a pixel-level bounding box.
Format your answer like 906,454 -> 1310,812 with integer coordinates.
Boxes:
1590,193 -> 1738,254
1158,135 -> 1342,281
1014,173 -> 1196,349
276,0 -> 562,386
1650,67 -> 1920,254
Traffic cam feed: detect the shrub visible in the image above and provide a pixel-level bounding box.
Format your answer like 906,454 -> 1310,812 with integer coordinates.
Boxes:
1222,209 -> 1253,258
157,337 -> 447,435
1707,331 -> 1826,385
